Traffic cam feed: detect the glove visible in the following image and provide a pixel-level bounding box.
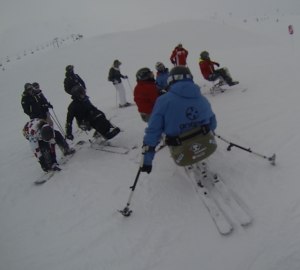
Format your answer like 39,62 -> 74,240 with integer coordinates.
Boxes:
48,103 -> 53,109
214,62 -> 220,67
140,147 -> 155,174
158,89 -> 167,96
171,60 -> 176,65
123,75 -> 128,79
66,134 -> 74,141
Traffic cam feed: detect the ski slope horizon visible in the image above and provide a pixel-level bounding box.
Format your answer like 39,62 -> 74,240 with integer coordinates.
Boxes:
1,14 -> 300,270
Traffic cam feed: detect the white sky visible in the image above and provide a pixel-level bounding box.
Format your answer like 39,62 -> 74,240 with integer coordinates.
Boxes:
0,0 -> 299,58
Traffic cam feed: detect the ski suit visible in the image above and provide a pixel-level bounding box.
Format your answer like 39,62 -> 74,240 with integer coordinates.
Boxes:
64,71 -> 86,95
108,66 -> 128,106
170,46 -> 188,66
155,68 -> 169,90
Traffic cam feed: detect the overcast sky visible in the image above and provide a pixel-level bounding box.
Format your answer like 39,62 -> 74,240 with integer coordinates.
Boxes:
1,0 -> 299,57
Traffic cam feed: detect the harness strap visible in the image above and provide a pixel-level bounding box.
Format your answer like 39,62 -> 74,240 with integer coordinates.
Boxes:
166,125 -> 210,146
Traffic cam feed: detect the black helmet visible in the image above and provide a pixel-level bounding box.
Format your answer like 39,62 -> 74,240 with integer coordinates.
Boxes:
200,51 -> 209,59
71,85 -> 85,97
155,62 -> 165,72
136,67 -> 152,81
24,83 -> 33,92
65,65 -> 74,71
32,82 -> 39,89
113,60 -> 121,67
167,66 -> 193,85
41,125 -> 54,142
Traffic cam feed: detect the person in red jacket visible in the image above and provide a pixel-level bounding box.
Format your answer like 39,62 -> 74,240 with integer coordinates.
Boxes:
170,43 -> 188,66
134,68 -> 159,123
199,51 -> 238,86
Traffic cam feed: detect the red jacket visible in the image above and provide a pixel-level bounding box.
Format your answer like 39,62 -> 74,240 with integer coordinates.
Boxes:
199,59 -> 217,79
134,81 -> 159,114
170,47 -> 188,66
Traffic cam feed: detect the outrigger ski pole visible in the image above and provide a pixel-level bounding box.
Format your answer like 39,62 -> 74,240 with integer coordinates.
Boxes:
118,145 -> 145,216
214,133 -> 276,165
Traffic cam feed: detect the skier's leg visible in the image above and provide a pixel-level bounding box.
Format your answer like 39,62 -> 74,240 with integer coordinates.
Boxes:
54,130 -> 75,155
114,83 -> 127,106
92,115 -> 120,140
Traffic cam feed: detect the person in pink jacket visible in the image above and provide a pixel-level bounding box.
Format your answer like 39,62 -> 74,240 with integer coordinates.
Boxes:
170,43 -> 188,66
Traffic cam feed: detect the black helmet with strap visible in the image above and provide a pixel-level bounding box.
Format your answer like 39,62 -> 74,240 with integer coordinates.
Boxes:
200,51 -> 209,60
136,67 -> 152,81
167,66 -> 193,85
71,85 -> 85,97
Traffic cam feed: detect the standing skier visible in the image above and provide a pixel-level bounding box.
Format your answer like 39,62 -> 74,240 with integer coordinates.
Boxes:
155,62 -> 169,93
134,67 -> 160,123
140,66 -> 217,173
32,82 -> 54,126
108,60 -> 131,108
170,43 -> 188,66
199,51 -> 238,86
21,83 -> 47,120
24,119 -> 75,172
64,65 -> 86,95
65,86 -> 120,141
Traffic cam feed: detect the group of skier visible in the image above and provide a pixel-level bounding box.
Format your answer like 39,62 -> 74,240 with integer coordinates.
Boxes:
21,42 -> 239,175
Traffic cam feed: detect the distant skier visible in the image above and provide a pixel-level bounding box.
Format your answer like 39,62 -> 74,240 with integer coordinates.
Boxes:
64,65 -> 86,95
21,83 -> 47,120
199,51 -> 238,86
170,43 -> 188,66
32,82 -> 54,126
134,67 -> 160,123
23,119 -> 75,172
155,62 -> 169,93
65,85 -> 120,141
140,66 -> 217,174
108,60 -> 131,108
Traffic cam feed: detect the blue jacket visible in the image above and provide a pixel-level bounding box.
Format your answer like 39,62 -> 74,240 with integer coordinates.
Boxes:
155,69 -> 169,90
144,79 -> 217,147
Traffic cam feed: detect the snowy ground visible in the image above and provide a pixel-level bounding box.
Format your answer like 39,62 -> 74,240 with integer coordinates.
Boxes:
0,13 -> 300,270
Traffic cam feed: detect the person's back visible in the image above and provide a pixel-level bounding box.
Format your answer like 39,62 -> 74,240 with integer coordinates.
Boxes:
64,65 -> 86,95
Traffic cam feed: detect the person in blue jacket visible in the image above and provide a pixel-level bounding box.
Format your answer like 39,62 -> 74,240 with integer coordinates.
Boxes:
141,66 -> 217,173
155,62 -> 169,94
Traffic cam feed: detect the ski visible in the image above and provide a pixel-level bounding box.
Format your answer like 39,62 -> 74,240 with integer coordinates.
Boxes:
34,171 -> 56,185
59,140 -> 85,165
197,162 -> 252,226
185,165 -> 234,235
89,139 -> 129,154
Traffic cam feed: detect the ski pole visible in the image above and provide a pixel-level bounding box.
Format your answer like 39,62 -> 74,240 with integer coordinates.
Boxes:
118,145 -> 145,216
214,133 -> 276,165
49,110 -> 66,137
126,78 -> 133,93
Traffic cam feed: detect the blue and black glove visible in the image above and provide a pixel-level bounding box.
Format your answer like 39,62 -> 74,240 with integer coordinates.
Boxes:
141,144 -> 156,174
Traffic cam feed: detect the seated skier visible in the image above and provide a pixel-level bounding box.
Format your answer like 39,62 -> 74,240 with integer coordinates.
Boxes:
23,119 -> 75,172
199,51 -> 238,86
65,85 -> 120,141
155,62 -> 170,94
140,66 -> 218,173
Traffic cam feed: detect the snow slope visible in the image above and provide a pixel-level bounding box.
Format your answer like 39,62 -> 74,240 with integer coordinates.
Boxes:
1,14 -> 300,270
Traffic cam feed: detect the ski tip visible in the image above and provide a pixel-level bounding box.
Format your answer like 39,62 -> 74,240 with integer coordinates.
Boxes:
34,180 -> 47,185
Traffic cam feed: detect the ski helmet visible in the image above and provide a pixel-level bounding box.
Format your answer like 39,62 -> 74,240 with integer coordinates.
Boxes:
32,82 -> 39,89
65,65 -> 74,71
41,125 -> 54,142
136,67 -> 152,81
155,62 -> 165,72
113,60 -> 121,67
71,85 -> 85,97
200,51 -> 209,59
24,83 -> 33,92
167,66 -> 193,85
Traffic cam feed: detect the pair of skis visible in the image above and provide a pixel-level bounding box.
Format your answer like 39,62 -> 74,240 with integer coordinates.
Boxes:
185,161 -> 252,235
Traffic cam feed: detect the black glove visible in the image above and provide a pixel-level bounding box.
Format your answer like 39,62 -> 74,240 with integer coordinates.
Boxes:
140,165 -> 152,174
123,75 -> 128,79
66,134 -> 74,141
48,103 -> 53,109
171,61 -> 176,65
214,62 -> 220,67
